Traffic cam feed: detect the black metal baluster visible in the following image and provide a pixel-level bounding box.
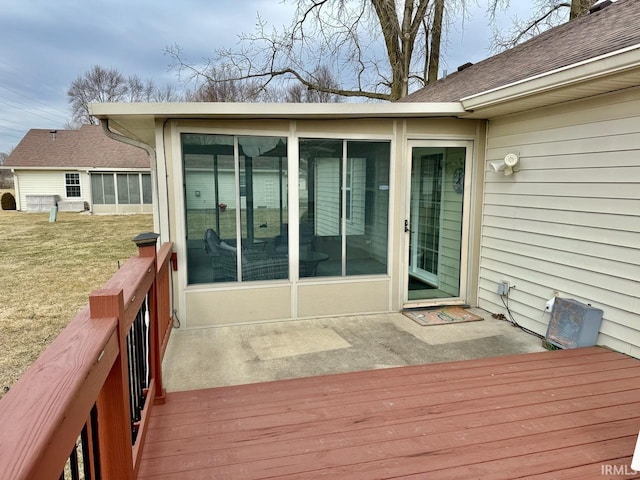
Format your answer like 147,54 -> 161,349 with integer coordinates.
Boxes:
80,416 -> 91,479
126,295 -> 153,444
140,297 -> 149,391
90,405 -> 101,480
126,328 -> 135,441
133,309 -> 143,412
69,443 -> 80,480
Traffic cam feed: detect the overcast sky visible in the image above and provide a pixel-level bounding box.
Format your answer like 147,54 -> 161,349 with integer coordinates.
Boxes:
0,0 -> 531,154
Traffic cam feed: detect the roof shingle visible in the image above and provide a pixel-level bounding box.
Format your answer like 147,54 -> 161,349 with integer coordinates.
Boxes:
4,125 -> 149,169
402,0 -> 640,103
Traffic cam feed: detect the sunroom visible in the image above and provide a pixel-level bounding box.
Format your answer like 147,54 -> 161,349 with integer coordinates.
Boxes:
91,103 -> 484,328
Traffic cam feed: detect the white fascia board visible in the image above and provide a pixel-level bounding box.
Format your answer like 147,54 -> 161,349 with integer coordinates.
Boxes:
84,167 -> 151,172
89,101 -> 465,119
6,166 -> 83,171
6,166 -> 150,172
461,44 -> 640,111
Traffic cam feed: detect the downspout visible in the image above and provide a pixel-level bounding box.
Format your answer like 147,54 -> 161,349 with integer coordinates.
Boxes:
100,119 -> 180,329
100,120 -> 162,240
11,168 -> 21,211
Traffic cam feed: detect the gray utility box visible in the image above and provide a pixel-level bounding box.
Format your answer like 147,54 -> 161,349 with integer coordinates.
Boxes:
25,194 -> 59,212
545,297 -> 603,349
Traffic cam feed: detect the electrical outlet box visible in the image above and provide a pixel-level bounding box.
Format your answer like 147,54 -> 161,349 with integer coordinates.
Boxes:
497,281 -> 510,296
544,298 -> 555,312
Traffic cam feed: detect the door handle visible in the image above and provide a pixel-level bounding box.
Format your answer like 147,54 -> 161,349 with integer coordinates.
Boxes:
404,219 -> 412,233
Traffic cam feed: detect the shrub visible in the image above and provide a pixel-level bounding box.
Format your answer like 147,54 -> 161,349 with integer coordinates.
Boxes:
1,192 -> 16,210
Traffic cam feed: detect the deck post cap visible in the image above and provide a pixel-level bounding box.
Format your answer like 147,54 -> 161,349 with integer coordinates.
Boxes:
132,232 -> 160,248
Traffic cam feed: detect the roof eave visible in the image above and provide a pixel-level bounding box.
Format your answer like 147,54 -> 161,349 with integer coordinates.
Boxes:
460,44 -> 640,118
89,101 -> 466,120
2,166 -> 150,171
89,102 -> 465,148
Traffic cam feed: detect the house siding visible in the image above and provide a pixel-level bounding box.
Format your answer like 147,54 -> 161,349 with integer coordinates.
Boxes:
184,166 -> 284,211
15,170 -> 90,211
439,148 -> 465,296
13,169 -> 152,214
479,89 -> 640,356
315,158 -> 340,236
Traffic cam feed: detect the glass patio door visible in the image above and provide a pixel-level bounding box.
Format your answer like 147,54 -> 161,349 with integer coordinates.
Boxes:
407,143 -> 468,302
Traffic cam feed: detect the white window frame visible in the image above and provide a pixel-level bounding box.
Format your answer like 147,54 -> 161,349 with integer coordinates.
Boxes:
64,172 -> 81,198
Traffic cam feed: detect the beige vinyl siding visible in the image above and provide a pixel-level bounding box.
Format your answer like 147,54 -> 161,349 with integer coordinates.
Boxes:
479,89 -> 640,356
315,158 -> 340,236
185,170 -> 283,211
14,170 -> 90,210
368,160 -> 391,266
346,158 -> 366,236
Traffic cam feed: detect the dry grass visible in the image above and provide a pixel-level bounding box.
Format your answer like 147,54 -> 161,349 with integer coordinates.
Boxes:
0,211 -> 153,397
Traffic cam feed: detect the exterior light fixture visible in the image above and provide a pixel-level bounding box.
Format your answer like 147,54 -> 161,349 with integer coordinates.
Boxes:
489,153 -> 520,176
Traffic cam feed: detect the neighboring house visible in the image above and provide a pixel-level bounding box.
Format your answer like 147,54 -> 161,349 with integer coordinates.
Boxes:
90,0 -> 640,357
2,125 -> 152,214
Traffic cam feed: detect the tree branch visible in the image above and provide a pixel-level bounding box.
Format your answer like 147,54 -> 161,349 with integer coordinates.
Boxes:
491,1 -> 572,51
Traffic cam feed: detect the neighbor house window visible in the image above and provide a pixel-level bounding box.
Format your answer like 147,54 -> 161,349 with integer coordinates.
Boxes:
91,173 -> 115,204
142,174 -> 152,204
299,139 -> 390,278
91,173 -> 151,205
182,133 -> 289,285
117,174 -> 140,204
65,173 -> 81,197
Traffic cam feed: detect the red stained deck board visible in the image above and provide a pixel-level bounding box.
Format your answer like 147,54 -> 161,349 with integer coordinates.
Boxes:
151,347 -> 614,413
148,352 -> 634,425
137,347 -> 640,479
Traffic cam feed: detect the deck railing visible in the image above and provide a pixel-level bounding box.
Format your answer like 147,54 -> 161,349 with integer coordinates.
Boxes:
0,233 -> 174,480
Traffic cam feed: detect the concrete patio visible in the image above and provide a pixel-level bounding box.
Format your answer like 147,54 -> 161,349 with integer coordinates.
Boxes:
162,308 -> 548,392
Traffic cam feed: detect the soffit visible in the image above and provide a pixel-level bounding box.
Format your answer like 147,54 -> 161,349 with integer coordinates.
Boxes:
460,62 -> 640,119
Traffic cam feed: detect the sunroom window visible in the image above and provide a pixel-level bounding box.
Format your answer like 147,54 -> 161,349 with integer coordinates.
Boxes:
183,134 -> 289,284
92,173 -> 152,205
183,134 -> 389,284
298,139 -> 390,278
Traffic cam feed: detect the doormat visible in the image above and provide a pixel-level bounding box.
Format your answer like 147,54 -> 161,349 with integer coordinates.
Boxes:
402,306 -> 483,326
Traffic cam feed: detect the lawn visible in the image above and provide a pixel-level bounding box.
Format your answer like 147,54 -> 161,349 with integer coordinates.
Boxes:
0,210 -> 153,397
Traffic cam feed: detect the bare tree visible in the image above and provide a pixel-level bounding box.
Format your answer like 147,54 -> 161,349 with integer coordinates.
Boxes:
167,0 -> 455,102
68,65 -> 183,125
570,0 -> 596,18
285,65 -> 343,103
126,75 -> 156,102
184,64 -> 266,102
152,83 -> 181,102
0,152 -> 14,189
490,0 -> 596,51
67,65 -> 128,125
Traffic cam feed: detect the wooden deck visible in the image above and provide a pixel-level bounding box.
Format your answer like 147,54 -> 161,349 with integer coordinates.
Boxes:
138,347 -> 640,479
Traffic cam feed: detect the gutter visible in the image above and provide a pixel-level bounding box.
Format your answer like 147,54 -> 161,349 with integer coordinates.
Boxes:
100,120 -> 155,167
100,120 -> 163,239
460,43 -> 640,112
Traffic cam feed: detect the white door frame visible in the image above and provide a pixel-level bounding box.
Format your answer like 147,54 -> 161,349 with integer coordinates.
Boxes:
403,139 -> 473,308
